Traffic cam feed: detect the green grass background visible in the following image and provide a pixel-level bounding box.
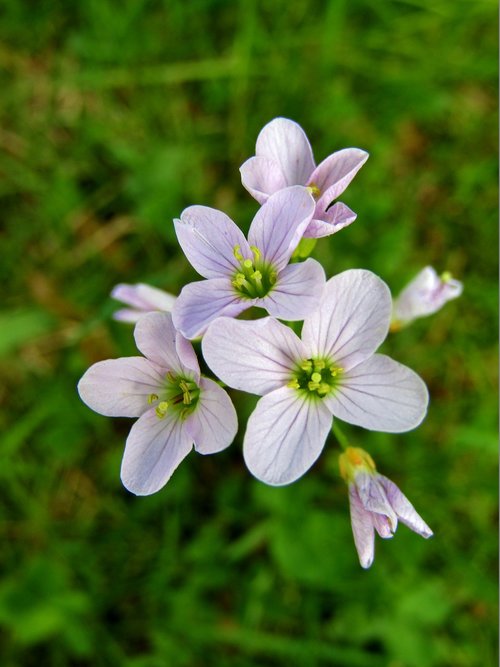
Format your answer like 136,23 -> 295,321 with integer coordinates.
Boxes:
0,0 -> 497,665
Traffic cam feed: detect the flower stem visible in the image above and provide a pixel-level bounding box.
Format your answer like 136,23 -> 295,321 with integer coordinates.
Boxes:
332,422 -> 350,450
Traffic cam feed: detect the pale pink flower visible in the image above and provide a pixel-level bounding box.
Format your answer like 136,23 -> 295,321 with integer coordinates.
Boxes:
240,117 -> 368,238
172,186 -> 325,339
339,447 -> 433,568
203,269 -> 428,486
392,266 -> 463,328
78,312 -> 237,495
111,282 -> 176,323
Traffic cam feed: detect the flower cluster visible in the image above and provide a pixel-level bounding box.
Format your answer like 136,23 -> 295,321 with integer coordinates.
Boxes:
78,117 -> 462,567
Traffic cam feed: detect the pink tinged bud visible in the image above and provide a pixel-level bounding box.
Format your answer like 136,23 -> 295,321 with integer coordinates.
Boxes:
391,266 -> 463,328
340,447 -> 433,568
111,283 -> 176,323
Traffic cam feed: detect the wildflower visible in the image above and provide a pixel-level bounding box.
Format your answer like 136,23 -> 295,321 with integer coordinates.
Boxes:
240,117 -> 368,238
172,186 -> 325,339
202,269 -> 428,486
77,312 -> 237,495
391,266 -> 463,329
339,446 -> 433,568
111,282 -> 176,323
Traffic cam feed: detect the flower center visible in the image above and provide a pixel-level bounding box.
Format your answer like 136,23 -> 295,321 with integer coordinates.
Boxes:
288,357 -> 343,398
231,245 -> 277,299
306,183 -> 321,199
148,372 -> 200,420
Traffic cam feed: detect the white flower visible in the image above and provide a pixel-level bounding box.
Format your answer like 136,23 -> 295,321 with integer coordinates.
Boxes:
203,269 -> 428,486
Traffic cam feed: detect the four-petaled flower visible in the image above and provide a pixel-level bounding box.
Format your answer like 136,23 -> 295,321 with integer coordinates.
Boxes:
339,446 -> 433,568
78,312 -> 237,495
202,269 -> 429,486
391,266 -> 463,329
240,117 -> 369,238
172,186 -> 325,339
111,282 -> 176,323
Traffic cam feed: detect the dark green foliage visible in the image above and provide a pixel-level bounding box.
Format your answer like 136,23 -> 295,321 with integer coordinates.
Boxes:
0,0 -> 497,665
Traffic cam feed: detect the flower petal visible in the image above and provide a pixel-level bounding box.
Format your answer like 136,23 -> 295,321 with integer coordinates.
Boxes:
243,387 -> 332,485
248,186 -> 315,271
301,269 -> 392,370
111,283 -> 176,311
112,308 -> 147,324
202,317 -> 306,395
309,148 -> 368,212
174,206 -> 251,279
354,471 -> 397,529
325,354 -> 429,433
185,377 -> 238,454
372,512 -> 395,539
239,156 -> 288,203
134,312 -> 200,380
304,202 -> 357,239
78,357 -> 164,418
172,279 -> 252,340
260,258 -> 325,320
348,485 -> 375,569
378,475 -> 433,538
255,117 -> 315,185
120,408 -> 193,495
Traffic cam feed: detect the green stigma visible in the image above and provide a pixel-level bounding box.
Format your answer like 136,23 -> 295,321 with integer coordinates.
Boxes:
231,244 -> 277,299
288,357 -> 343,398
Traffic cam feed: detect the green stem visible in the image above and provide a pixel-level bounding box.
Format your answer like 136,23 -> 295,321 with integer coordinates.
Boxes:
332,422 -> 349,450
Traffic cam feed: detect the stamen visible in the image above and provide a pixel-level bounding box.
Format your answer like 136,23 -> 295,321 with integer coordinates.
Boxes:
317,383 -> 331,396
307,183 -> 321,198
441,271 -> 452,282
288,378 -> 300,389
155,401 -> 169,419
311,372 -> 322,383
233,245 -> 244,261
243,259 -> 253,269
166,371 -> 176,383
301,360 -> 313,372
148,393 -> 159,404
313,360 -> 325,371
308,381 -> 320,391
250,245 -> 261,261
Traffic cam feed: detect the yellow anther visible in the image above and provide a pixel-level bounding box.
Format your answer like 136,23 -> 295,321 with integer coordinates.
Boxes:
318,383 -> 331,395
148,393 -> 159,404
269,271 -> 277,285
233,245 -> 244,261
232,273 -> 247,288
441,271 -> 452,282
155,401 -> 169,419
288,378 -> 300,389
330,365 -> 343,377
301,360 -> 313,372
313,360 -> 325,371
166,371 -> 176,383
307,183 -> 321,197
183,391 -> 192,405
251,270 -> 262,281
311,372 -> 322,383
250,245 -> 261,261
308,381 -> 320,391
243,258 -> 253,269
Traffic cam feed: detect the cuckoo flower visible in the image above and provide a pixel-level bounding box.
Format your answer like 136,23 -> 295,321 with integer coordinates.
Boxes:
240,117 -> 369,238
203,269 -> 428,486
391,266 -> 463,329
172,186 -> 325,339
77,312 -> 237,495
111,282 -> 176,323
339,446 -> 433,568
